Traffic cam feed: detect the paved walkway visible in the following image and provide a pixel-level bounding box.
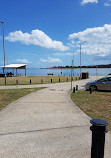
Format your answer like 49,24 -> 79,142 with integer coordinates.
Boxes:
0,76 -> 111,158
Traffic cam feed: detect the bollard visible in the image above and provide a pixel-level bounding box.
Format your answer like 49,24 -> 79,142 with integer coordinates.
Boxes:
76,85 -> 78,91
30,79 -> 31,84
67,78 -> 68,82
51,78 -> 52,83
73,87 -> 75,93
59,78 -> 60,82
90,119 -> 108,158
89,87 -> 92,94
16,80 -> 18,85
41,79 -> 43,84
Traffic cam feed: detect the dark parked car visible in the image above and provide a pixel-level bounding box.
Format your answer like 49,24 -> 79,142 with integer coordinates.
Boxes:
6,72 -> 13,77
85,77 -> 111,91
0,73 -> 5,77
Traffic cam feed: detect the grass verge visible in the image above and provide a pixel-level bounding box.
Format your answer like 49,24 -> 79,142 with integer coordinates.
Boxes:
0,87 -> 45,110
71,90 -> 111,131
0,76 -> 79,86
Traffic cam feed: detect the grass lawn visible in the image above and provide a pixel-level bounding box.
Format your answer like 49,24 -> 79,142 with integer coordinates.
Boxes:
0,87 -> 45,110
71,90 -> 111,131
0,76 -> 79,86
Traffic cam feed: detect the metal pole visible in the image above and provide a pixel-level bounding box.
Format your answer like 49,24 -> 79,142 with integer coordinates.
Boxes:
96,65 -> 98,79
61,68 -> 62,76
16,68 -> 17,76
80,44 -> 81,79
79,41 -> 87,79
71,60 -> 73,90
73,51 -> 74,76
25,66 -> 26,76
1,21 -> 6,85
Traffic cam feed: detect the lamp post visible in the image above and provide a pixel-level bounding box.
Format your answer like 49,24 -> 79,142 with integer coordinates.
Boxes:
72,51 -> 74,76
79,41 -> 87,79
71,59 -> 73,90
1,21 -> 6,85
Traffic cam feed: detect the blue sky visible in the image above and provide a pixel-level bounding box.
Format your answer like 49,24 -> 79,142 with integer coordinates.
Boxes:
0,0 -> 111,68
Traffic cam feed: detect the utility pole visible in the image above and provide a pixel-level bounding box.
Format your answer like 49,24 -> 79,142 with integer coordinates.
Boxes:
71,59 -> 73,90
1,21 -> 6,85
96,65 -> 98,79
79,41 -> 87,79
72,51 -> 74,76
80,43 -> 82,79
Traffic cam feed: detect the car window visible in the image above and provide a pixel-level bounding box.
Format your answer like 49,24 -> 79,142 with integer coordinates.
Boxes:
100,78 -> 108,82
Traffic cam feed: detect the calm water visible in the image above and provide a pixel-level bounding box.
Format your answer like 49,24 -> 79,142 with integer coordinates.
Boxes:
0,68 -> 111,77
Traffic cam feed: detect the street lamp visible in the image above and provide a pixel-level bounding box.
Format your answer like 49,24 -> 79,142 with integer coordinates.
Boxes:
79,41 -> 87,79
1,21 -> 6,85
71,59 -> 73,90
72,51 -> 74,76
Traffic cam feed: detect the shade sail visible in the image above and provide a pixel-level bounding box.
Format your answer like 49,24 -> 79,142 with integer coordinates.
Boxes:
1,64 -> 27,69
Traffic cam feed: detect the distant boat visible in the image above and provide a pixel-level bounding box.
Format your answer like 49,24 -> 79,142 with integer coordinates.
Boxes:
47,73 -> 53,76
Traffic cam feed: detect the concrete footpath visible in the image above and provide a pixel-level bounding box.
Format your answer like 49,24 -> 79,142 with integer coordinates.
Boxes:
0,76 -> 111,158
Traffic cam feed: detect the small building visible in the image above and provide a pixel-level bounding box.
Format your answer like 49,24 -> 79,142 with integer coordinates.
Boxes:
1,64 -> 27,76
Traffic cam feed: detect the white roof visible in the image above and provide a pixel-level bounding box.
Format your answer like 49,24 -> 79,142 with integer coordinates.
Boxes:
1,64 -> 27,69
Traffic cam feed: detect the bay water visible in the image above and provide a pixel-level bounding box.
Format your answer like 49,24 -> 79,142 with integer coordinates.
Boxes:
0,68 -> 111,77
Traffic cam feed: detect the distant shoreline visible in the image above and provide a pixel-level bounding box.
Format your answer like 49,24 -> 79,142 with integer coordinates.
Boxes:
42,67 -> 111,69
41,64 -> 111,69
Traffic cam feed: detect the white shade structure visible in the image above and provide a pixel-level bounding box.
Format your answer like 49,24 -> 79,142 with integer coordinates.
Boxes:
1,64 -> 27,76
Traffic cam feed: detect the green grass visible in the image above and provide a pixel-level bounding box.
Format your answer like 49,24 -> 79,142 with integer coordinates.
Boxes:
0,87 -> 45,110
71,90 -> 111,131
0,76 -> 79,86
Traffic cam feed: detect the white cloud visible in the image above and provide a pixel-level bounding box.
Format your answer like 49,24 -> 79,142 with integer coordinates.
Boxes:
68,24 -> 111,57
81,0 -> 98,5
6,29 -> 69,51
54,52 -> 73,56
15,59 -> 31,63
40,57 -> 62,63
104,3 -> 110,6
54,52 -> 77,56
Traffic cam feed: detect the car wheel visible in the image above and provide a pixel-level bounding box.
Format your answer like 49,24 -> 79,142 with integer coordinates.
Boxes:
89,85 -> 97,91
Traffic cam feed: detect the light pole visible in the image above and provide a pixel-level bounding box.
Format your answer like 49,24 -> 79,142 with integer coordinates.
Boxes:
79,41 -> 87,79
72,51 -> 74,76
1,21 -> 6,85
96,65 -> 98,79
71,59 -> 73,90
